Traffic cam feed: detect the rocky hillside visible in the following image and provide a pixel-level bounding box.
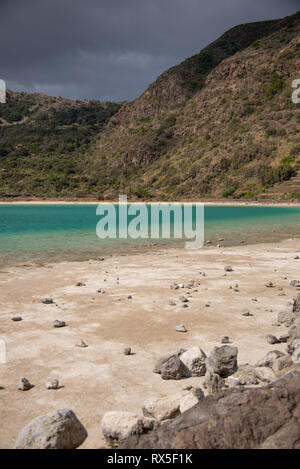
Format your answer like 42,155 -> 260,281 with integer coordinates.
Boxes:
0,92 -> 121,198
0,11 -> 300,200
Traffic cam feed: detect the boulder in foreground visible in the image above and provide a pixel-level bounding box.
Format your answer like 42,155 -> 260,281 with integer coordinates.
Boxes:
14,409 -> 87,449
122,372 -> 300,449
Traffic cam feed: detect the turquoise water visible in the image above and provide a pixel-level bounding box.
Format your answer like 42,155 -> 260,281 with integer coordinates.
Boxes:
0,204 -> 299,266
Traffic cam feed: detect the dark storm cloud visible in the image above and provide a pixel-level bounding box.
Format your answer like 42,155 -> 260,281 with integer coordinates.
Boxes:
0,0 -> 299,101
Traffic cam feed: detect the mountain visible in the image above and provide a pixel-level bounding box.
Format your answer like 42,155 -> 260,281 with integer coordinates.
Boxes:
1,11 -> 300,200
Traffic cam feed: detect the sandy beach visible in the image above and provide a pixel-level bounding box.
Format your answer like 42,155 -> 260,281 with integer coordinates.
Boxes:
0,238 -> 300,448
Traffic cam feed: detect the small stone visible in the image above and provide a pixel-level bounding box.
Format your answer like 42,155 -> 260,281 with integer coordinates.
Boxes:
204,372 -> 225,394
224,266 -> 233,272
127,295 -> 132,299
175,325 -> 187,333
18,378 -> 32,391
267,334 -> 280,345
181,303 -> 188,308
11,316 -> 23,322
179,296 -> 189,303
41,297 -> 53,304
292,347 -> 300,364
46,380 -> 59,390
290,280 -> 300,287
221,336 -> 230,344
242,310 -> 252,317
97,289 -> 106,294
76,339 -> 88,348
53,320 -> 66,328
168,301 -> 176,306
265,282 -> 274,288
124,347 -> 131,356
76,282 -> 85,287
255,350 -> 285,368
251,298 -> 258,302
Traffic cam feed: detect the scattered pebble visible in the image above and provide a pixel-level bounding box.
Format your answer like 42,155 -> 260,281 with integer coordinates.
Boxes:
179,296 -> 189,303
221,336 -> 230,344
242,310 -> 252,316
18,378 -> 32,391
266,334 -> 280,345
76,339 -> 88,348
53,320 -> 66,328
41,297 -> 54,304
224,266 -> 233,272
76,282 -> 86,287
168,301 -> 176,306
175,325 -> 187,333
124,347 -> 132,356
46,380 -> 60,390
11,316 -> 22,322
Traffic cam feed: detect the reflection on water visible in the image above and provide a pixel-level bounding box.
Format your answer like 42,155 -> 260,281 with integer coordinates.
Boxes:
0,204 -> 299,267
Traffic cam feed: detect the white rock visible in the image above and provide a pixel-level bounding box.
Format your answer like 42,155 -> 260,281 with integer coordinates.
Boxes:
142,395 -> 181,422
180,346 -> 207,377
101,411 -> 154,443
292,347 -> 300,364
179,389 -> 204,413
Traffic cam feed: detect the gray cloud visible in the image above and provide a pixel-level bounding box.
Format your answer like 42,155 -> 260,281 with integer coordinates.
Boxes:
0,0 -> 299,101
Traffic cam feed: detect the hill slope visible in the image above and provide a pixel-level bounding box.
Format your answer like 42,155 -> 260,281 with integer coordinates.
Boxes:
0,11 -> 300,200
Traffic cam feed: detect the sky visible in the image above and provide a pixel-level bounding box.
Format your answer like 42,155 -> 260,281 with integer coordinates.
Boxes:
0,0 -> 299,102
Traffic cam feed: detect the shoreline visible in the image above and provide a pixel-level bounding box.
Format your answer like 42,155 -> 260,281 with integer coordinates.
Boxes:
0,199 -> 300,207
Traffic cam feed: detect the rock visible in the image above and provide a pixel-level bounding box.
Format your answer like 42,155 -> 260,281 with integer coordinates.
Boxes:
290,280 -> 300,288
124,347 -> 132,356
76,282 -> 85,287
161,356 -> 189,381
255,350 -> 285,368
272,355 -> 294,376
170,283 -> 179,290
122,373 -> 300,449
179,296 -> 189,303
224,266 -> 233,272
180,347 -> 207,377
230,364 -> 259,385
175,325 -> 187,333
287,338 -> 300,355
14,409 -> 87,449
277,310 -> 294,326
181,304 -> 188,308
242,310 -> 252,317
221,336 -> 230,344
18,377 -> 33,391
76,339 -> 88,348
292,347 -> 300,364
102,411 -> 154,445
279,333 -> 290,343
46,379 -> 60,390
227,376 -> 241,388
179,388 -> 204,413
153,349 -> 186,374
41,297 -> 53,304
251,297 -> 258,302
168,300 -> 176,306
205,345 -> 238,378
11,316 -> 22,322
255,367 -> 276,383
143,395 -> 181,422
204,372 -> 225,394
266,334 -> 280,344
97,289 -> 106,294
53,320 -> 66,328
127,295 -> 132,299
265,282 -> 274,288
